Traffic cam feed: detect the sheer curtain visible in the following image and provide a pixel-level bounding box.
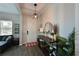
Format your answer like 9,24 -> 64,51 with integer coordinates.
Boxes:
0,20 -> 12,36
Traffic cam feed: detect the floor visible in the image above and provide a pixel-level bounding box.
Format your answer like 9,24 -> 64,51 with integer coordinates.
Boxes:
0,45 -> 44,56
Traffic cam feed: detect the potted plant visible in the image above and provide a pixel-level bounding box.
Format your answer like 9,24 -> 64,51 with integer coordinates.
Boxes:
57,28 -> 75,56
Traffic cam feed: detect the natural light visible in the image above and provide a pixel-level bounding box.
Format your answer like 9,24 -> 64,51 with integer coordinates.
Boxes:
0,20 -> 12,36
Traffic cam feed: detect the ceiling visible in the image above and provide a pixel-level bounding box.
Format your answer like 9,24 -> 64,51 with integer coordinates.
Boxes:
0,3 -> 19,14
19,3 -> 46,15
0,3 -> 46,15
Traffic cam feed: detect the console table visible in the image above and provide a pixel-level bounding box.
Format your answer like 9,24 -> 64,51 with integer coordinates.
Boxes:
37,35 -> 58,56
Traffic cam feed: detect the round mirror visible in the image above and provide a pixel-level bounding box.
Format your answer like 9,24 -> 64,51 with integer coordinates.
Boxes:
43,22 -> 54,33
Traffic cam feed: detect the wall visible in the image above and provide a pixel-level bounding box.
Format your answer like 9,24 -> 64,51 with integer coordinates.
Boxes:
22,14 -> 40,44
41,4 -> 58,28
41,4 -> 75,38
57,4 -> 75,38
62,4 -> 75,38
75,4 -> 79,56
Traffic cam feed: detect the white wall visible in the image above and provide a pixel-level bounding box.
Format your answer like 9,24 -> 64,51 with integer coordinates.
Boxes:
41,4 -> 75,38
58,4 -> 75,38
75,4 -> 79,56
63,4 -> 75,38
22,14 -> 40,44
41,4 -> 58,28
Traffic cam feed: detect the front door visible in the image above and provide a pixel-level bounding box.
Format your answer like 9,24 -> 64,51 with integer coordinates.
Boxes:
22,16 -> 37,45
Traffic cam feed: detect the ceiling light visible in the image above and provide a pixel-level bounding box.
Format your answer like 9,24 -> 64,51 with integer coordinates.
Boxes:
34,12 -> 37,18
33,3 -> 38,18
34,15 -> 37,18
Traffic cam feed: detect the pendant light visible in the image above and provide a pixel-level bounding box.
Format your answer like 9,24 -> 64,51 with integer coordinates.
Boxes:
33,3 -> 38,18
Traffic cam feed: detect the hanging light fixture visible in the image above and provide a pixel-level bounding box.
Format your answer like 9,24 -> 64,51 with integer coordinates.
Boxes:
33,3 -> 38,18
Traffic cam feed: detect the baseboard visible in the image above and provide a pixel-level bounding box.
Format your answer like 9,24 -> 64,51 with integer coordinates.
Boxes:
19,44 -> 23,46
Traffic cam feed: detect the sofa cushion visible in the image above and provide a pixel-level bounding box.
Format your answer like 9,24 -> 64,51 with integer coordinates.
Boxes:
0,41 -> 6,46
0,36 -> 9,41
0,36 -> 4,41
0,35 -> 13,42
2,36 -> 8,41
6,36 -> 11,41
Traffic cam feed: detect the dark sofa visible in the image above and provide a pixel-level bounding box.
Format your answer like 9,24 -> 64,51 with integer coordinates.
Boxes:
0,35 -> 14,53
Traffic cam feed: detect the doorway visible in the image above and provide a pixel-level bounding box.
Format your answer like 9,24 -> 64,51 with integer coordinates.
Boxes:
22,15 -> 38,46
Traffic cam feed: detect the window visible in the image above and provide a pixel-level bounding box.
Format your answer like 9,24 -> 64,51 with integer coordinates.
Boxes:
0,20 -> 12,36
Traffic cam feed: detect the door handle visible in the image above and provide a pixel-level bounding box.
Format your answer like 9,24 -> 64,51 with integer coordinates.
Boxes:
27,30 -> 28,35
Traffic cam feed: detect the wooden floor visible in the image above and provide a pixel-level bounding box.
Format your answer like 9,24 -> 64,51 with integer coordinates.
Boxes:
0,45 -> 44,56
